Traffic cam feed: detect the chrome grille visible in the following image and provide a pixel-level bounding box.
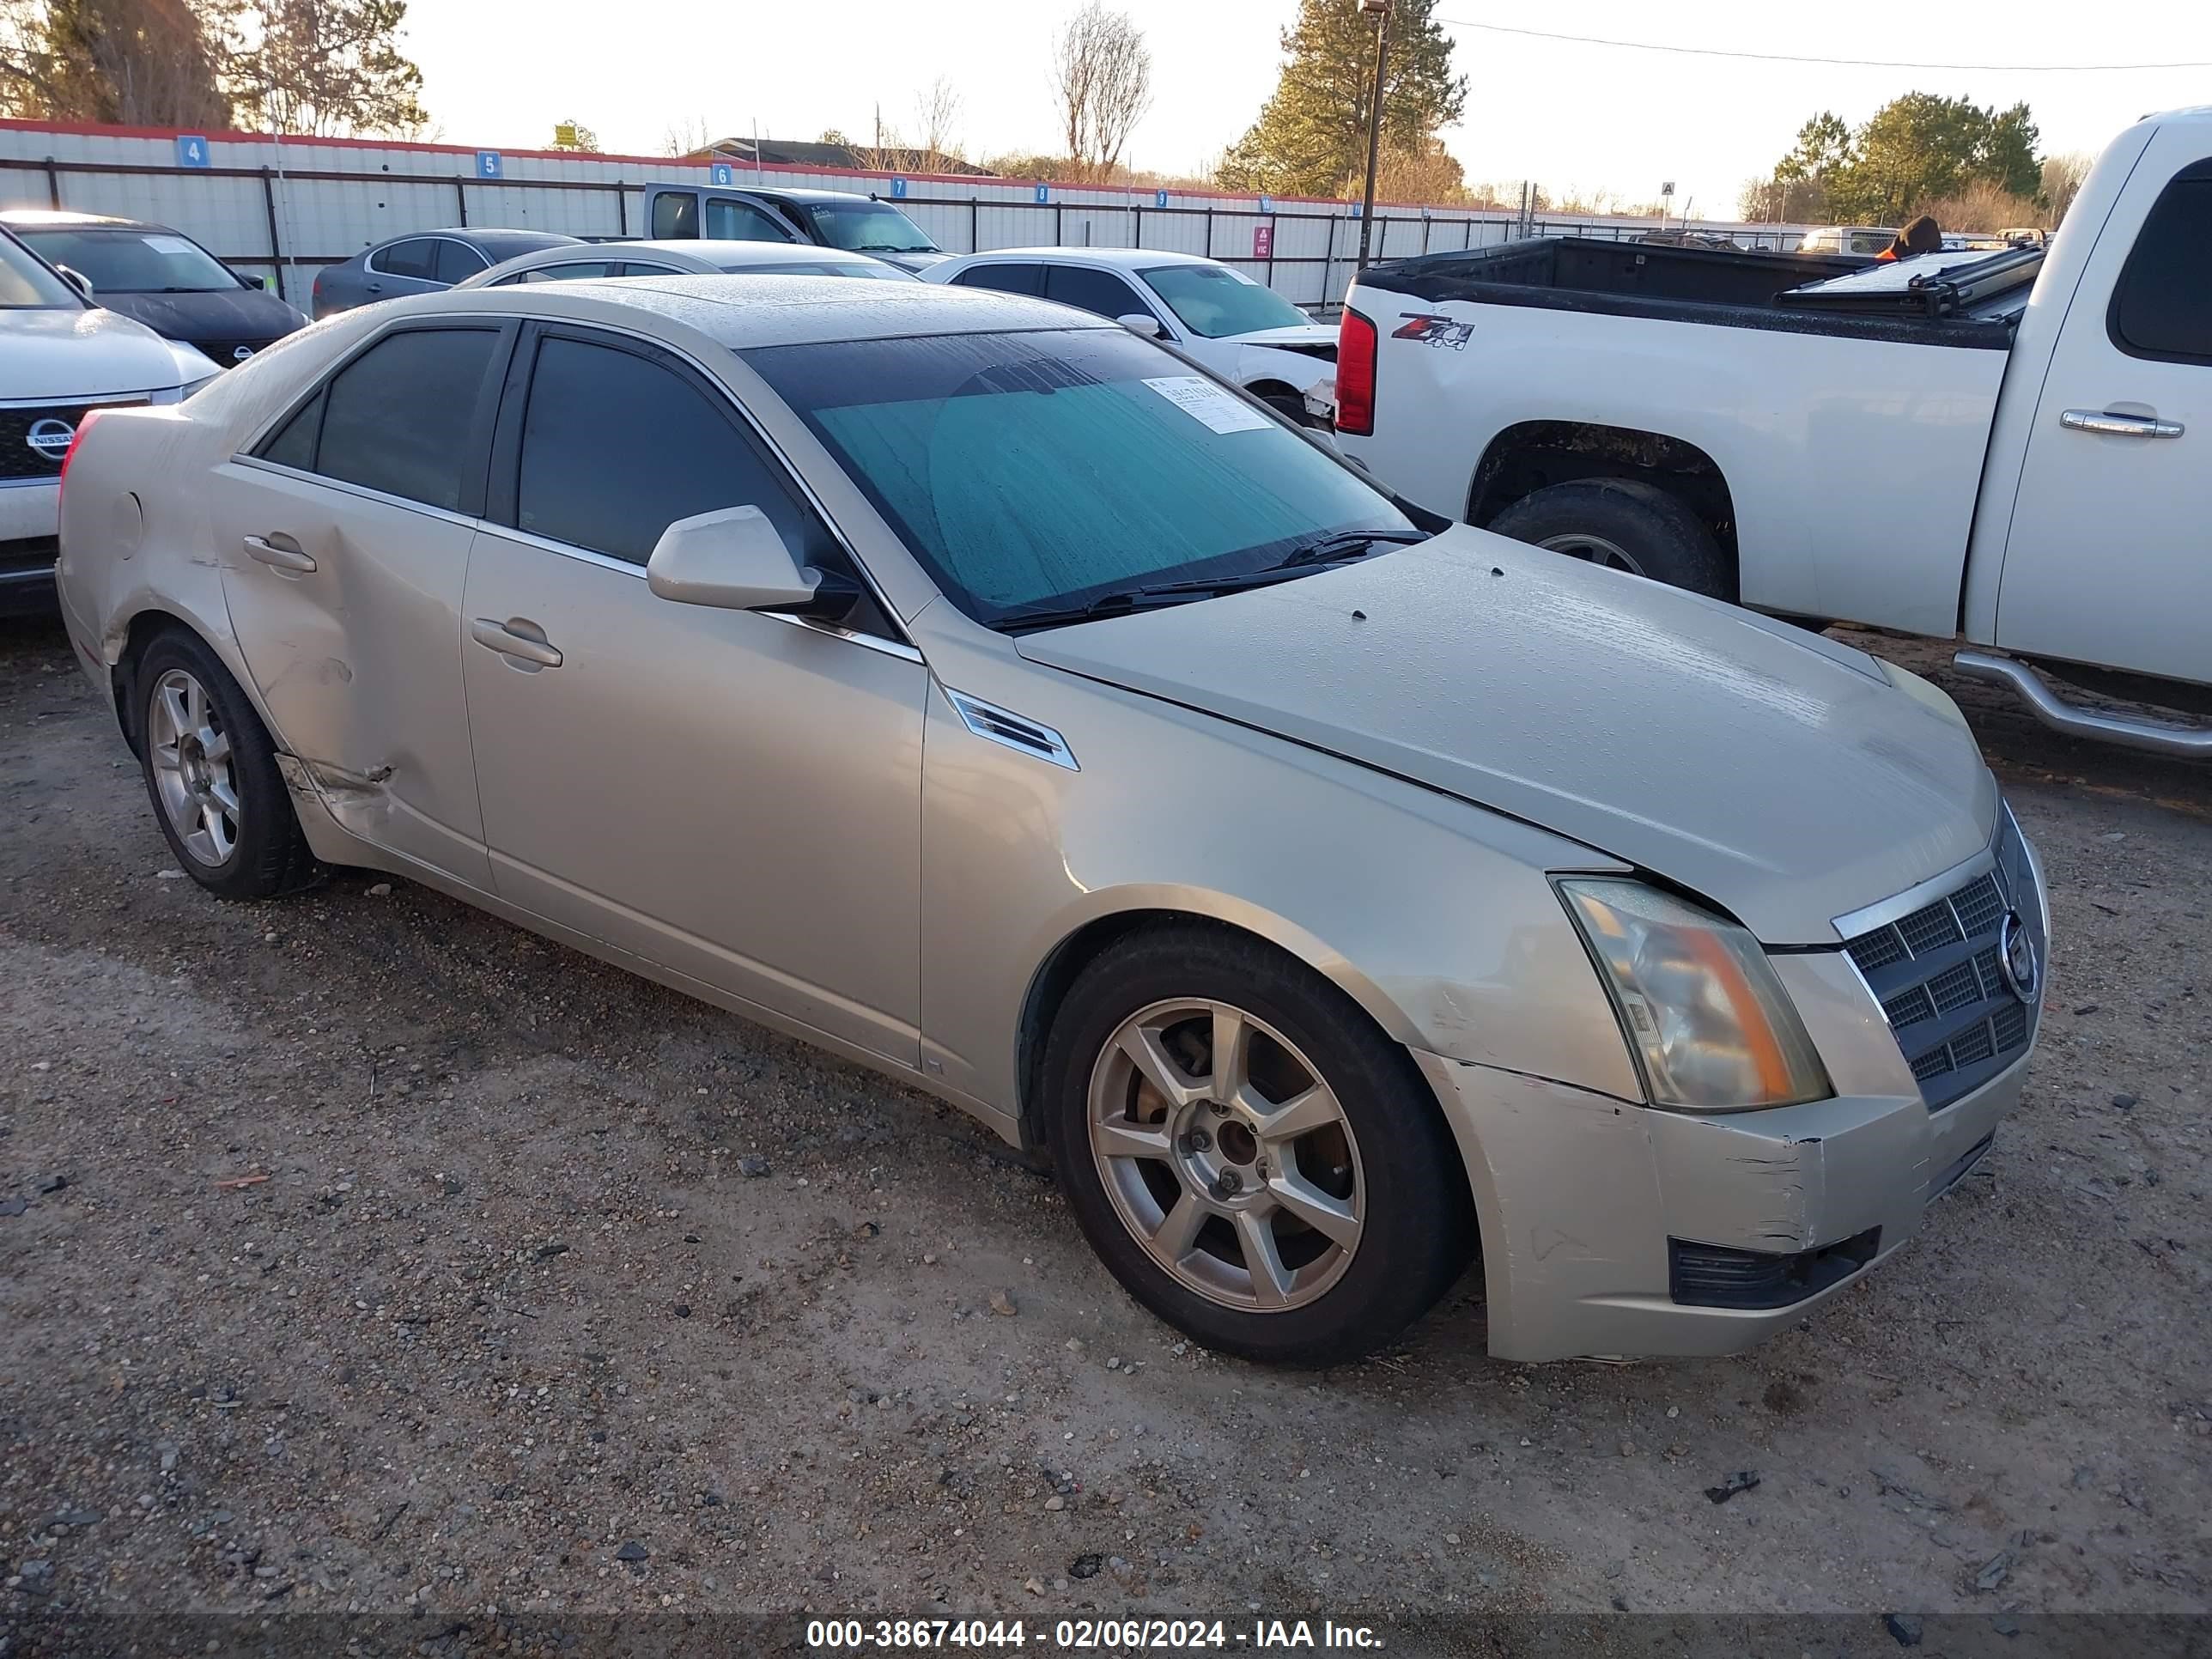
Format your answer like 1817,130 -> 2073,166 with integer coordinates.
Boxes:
1844,810 -> 2043,1111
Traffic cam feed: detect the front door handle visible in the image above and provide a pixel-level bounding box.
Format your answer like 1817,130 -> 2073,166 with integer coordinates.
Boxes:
470,617 -> 563,668
2061,408 -> 2185,439
243,533 -> 316,573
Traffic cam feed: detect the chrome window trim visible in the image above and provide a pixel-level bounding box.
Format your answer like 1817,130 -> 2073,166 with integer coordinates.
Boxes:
0,476 -> 63,490
0,390 -> 157,410
941,687 -> 1079,771
1830,823 -> 2002,941
229,453 -> 483,532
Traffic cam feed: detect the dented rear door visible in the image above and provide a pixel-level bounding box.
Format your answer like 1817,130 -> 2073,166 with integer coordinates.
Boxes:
212,321 -> 513,888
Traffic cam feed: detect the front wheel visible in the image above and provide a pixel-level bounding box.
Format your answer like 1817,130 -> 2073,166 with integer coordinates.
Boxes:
1041,926 -> 1472,1365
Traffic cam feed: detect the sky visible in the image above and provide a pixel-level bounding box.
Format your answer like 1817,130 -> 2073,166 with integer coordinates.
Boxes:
398,1 -> 2211,216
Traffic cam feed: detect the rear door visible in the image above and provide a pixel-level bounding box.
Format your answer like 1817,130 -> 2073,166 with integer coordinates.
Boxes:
458,322 -> 927,1061
211,322 -> 511,886
1042,264 -> 1156,324
364,237 -> 441,301
1993,140 -> 2210,684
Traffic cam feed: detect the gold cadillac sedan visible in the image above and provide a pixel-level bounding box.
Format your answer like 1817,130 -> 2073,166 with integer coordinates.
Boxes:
53,276 -> 2046,1365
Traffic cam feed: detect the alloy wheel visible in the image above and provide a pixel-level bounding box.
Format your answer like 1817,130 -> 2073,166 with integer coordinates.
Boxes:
147,667 -> 241,866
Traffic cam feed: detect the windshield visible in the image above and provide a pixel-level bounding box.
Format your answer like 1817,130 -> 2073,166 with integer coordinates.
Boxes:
17,227 -> 238,293
746,327 -> 1412,626
800,201 -> 939,254
0,230 -> 82,307
1140,264 -> 1312,338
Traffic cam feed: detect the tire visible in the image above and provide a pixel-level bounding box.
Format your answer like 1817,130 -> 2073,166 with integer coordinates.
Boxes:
136,629 -> 316,900
1261,392 -> 1313,428
1487,477 -> 1732,599
1041,924 -> 1472,1365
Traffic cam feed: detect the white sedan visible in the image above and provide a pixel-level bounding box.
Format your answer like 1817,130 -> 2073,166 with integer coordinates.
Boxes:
923,247 -> 1337,424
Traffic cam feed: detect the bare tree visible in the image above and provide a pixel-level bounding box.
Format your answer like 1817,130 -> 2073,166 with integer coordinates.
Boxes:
913,73 -> 961,167
3,0 -> 236,125
662,112 -> 712,157
1052,3 -> 1151,181
2040,151 -> 2094,225
235,0 -> 424,137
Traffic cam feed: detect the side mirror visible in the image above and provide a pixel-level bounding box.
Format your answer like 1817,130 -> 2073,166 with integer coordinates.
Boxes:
57,264 -> 92,298
238,271 -> 268,289
646,505 -> 854,618
1116,312 -> 1166,340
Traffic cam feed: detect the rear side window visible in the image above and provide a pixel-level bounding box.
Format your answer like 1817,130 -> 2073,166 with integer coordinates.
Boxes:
372,238 -> 436,279
2110,167 -> 2212,365
513,334 -> 824,566
434,240 -> 489,283
514,260 -> 617,283
703,198 -> 794,243
1042,264 -> 1146,319
951,263 -> 1042,295
613,261 -> 682,277
310,328 -> 501,511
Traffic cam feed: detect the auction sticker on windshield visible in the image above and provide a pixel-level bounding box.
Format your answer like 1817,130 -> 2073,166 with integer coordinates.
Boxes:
1143,375 -> 1273,434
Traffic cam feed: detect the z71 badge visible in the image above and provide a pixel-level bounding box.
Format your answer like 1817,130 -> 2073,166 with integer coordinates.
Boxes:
1392,313 -> 1474,349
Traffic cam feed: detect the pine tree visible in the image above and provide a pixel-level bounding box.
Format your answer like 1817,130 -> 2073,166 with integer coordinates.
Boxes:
1215,0 -> 1467,198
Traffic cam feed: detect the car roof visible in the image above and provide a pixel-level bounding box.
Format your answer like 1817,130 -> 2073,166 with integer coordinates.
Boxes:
0,208 -> 164,231
382,272 -> 1114,348
941,246 -> 1217,272
747,187 -> 873,204
612,240 -> 880,264
375,227 -> 583,253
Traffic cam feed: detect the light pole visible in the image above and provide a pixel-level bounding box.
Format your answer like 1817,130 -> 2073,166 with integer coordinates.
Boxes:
1356,0 -> 1391,271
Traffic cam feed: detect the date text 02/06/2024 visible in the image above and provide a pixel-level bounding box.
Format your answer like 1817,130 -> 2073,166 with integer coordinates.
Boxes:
805,1618 -> 1388,1650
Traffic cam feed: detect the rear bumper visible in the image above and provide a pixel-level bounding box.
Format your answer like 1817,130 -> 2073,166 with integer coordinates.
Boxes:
1413,1048 -> 2029,1363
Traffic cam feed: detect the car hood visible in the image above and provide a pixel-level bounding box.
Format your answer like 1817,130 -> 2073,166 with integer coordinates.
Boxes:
1015,526 -> 1996,944
0,305 -> 188,398
1226,322 -> 1337,350
880,251 -> 952,272
92,286 -> 307,353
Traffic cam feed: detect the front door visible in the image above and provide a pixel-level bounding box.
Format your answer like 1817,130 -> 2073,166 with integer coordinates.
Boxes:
212,321 -> 511,886
459,324 -> 927,1063
1993,137 -> 2210,684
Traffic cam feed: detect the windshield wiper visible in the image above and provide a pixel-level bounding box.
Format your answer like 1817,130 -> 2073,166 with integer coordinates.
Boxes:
995,570 -> 1316,634
1270,528 -> 1429,570
853,242 -> 927,253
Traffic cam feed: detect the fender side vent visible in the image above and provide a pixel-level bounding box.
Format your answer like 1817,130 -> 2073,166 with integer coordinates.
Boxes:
943,688 -> 1079,771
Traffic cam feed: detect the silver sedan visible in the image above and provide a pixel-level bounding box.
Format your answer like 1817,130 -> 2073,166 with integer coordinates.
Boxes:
54,277 -> 2045,1364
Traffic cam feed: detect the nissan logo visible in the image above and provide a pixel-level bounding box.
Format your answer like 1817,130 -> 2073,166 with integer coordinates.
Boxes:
25,417 -> 75,462
1997,911 -> 2041,1005
232,345 -> 255,362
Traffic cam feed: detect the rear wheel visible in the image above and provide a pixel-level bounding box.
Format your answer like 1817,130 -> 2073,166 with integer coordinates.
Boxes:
1487,477 -> 1731,599
137,629 -> 315,900
1042,925 -> 1471,1365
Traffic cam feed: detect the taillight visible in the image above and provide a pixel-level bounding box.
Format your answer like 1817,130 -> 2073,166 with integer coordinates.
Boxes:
1335,307 -> 1377,436
57,406 -> 103,499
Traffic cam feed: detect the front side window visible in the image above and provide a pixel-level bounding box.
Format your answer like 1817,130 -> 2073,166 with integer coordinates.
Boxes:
746,328 -> 1411,625
512,333 -> 824,568
797,201 -> 937,254
651,193 -> 697,240
1042,264 -> 1148,321
289,327 -> 501,511
720,258 -> 915,281
15,228 -> 237,293
1139,264 -> 1311,339
2110,166 -> 2212,365
0,228 -> 82,307
434,240 -> 489,283
703,198 -> 794,243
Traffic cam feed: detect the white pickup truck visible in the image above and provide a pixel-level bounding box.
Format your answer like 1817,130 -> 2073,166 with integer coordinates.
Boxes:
1335,106 -> 2211,754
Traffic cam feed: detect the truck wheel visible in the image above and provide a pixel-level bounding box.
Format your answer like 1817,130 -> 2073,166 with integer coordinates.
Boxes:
1040,923 -> 1472,1366
1487,478 -> 1731,599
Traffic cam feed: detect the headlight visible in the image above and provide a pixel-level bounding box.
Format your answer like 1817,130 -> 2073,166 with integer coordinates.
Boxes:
1559,878 -> 1832,1111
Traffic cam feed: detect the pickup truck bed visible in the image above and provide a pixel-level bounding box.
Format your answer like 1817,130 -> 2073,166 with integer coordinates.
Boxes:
1364,238 -> 2024,350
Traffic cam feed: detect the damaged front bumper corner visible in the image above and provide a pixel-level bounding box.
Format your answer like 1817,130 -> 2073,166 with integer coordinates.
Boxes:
1411,1047 -> 2028,1364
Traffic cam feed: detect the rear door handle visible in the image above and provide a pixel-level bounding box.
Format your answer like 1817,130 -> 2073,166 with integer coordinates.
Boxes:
243,533 -> 316,573
470,617 -> 563,668
2060,409 -> 2184,439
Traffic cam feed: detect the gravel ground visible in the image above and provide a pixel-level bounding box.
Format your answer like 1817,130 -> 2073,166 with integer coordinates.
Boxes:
1,614 -> 2207,1656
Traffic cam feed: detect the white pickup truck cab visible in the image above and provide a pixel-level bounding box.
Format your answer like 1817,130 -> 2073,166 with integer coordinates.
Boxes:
1339,107 -> 2212,754
3,225 -> 219,613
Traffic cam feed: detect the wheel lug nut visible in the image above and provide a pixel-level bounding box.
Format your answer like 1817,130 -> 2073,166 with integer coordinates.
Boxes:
1178,1128 -> 1211,1156
1212,1170 -> 1242,1199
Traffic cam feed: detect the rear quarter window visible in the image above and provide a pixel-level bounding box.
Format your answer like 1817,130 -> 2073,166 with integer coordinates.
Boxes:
294,327 -> 503,512
2109,167 -> 2212,365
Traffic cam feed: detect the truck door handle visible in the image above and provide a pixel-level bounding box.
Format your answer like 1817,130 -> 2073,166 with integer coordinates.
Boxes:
243,533 -> 316,573
470,617 -> 563,668
2060,409 -> 2184,439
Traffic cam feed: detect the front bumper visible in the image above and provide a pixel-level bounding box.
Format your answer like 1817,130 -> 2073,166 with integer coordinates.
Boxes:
1413,1037 -> 2029,1364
